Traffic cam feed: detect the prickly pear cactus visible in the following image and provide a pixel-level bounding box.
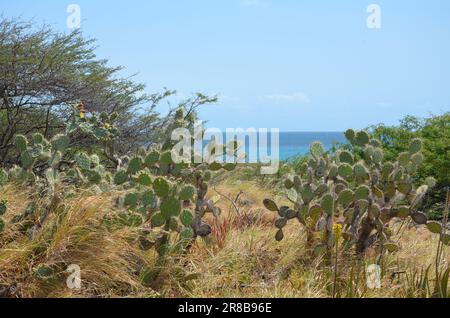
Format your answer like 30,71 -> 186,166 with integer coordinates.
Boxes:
424,189 -> 450,247
264,130 -> 437,257
112,137 -> 240,256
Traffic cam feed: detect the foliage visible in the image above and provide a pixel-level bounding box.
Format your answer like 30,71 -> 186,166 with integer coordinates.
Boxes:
263,129 -> 448,262
0,103 -> 240,291
0,17 -> 217,167
368,113 -> 450,218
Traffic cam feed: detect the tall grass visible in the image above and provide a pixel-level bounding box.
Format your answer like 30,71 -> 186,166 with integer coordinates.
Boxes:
0,181 -> 448,298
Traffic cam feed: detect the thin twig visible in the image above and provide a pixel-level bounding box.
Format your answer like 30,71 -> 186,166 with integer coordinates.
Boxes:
213,186 -> 242,216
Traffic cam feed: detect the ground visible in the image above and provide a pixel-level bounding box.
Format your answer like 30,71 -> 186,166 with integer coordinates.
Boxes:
0,174 -> 448,298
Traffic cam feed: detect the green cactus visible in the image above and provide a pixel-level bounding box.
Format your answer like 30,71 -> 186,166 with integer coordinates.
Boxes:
114,170 -> 128,185
124,192 -> 139,209
338,150 -> 354,165
20,151 -> 34,169
14,135 -> 28,152
263,199 -> 279,212
49,151 -> 62,168
344,129 -> 355,142
127,157 -> 143,174
355,131 -> 370,147
160,196 -> 181,218
88,170 -> 102,184
160,151 -> 174,165
31,143 -> 44,158
179,185 -> 196,201
337,189 -> 353,206
338,163 -> 353,179
153,177 -> 170,197
151,212 -> 166,227
180,226 -> 194,240
142,190 -> 157,207
90,154 -> 100,166
51,134 -> 70,152
76,152 -> 91,171
137,173 -> 152,186
32,133 -> 44,144
33,264 -> 54,280
263,129 -> 435,259
0,169 -> 8,186
180,209 -> 194,227
145,150 -> 160,167
310,141 -> 324,158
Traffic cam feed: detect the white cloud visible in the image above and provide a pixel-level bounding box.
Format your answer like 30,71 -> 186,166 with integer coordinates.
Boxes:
259,92 -> 310,104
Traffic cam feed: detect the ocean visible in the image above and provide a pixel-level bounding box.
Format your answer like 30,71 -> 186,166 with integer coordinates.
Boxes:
277,132 -> 346,160
210,131 -> 346,162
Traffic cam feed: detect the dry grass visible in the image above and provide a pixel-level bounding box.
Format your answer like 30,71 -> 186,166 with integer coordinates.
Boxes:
0,180 -> 448,298
0,184 -> 159,298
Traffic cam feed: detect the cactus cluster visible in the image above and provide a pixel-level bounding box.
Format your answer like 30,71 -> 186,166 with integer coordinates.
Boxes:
264,130 -> 446,258
6,104 -> 120,187
9,132 -> 69,185
0,102 -> 241,261
0,105 -> 121,236
110,140 -> 238,256
67,105 -> 119,142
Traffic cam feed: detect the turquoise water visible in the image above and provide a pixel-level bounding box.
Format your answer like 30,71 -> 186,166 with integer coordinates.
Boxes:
214,132 -> 346,162
277,132 -> 346,160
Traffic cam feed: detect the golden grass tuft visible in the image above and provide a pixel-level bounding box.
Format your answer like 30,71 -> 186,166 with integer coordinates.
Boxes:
0,184 -> 159,298
1,180 -> 448,298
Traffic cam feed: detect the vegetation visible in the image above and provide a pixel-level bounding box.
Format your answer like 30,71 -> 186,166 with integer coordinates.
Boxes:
0,18 -> 217,167
264,131 -> 442,258
368,113 -> 450,219
0,18 -> 448,298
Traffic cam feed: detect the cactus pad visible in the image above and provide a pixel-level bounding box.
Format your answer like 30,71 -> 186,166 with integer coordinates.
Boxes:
151,212 -> 166,227
179,185 -> 196,201
0,169 -> 8,186
153,177 -> 170,197
114,170 -> 128,185
344,129 -> 355,142
76,152 -> 91,171
426,221 -> 442,234
32,133 -> 44,144
160,196 -> 181,218
339,151 -> 354,165
145,150 -> 160,167
180,210 -> 194,227
14,135 -> 28,152
137,173 -> 152,186
355,131 -> 369,146
52,134 -> 70,151
127,157 -> 143,174
263,199 -> 279,212
124,192 -> 139,208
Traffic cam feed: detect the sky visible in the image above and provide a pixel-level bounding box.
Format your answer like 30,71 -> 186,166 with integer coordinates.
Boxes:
2,0 -> 450,131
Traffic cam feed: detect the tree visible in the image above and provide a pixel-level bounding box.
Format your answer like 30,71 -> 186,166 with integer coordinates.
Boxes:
0,17 -> 217,167
0,17 -> 149,163
368,112 -> 450,218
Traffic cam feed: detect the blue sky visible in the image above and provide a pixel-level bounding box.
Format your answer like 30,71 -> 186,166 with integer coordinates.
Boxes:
2,0 -> 450,131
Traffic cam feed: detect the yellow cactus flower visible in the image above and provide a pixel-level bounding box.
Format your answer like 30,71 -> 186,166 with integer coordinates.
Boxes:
333,223 -> 343,239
